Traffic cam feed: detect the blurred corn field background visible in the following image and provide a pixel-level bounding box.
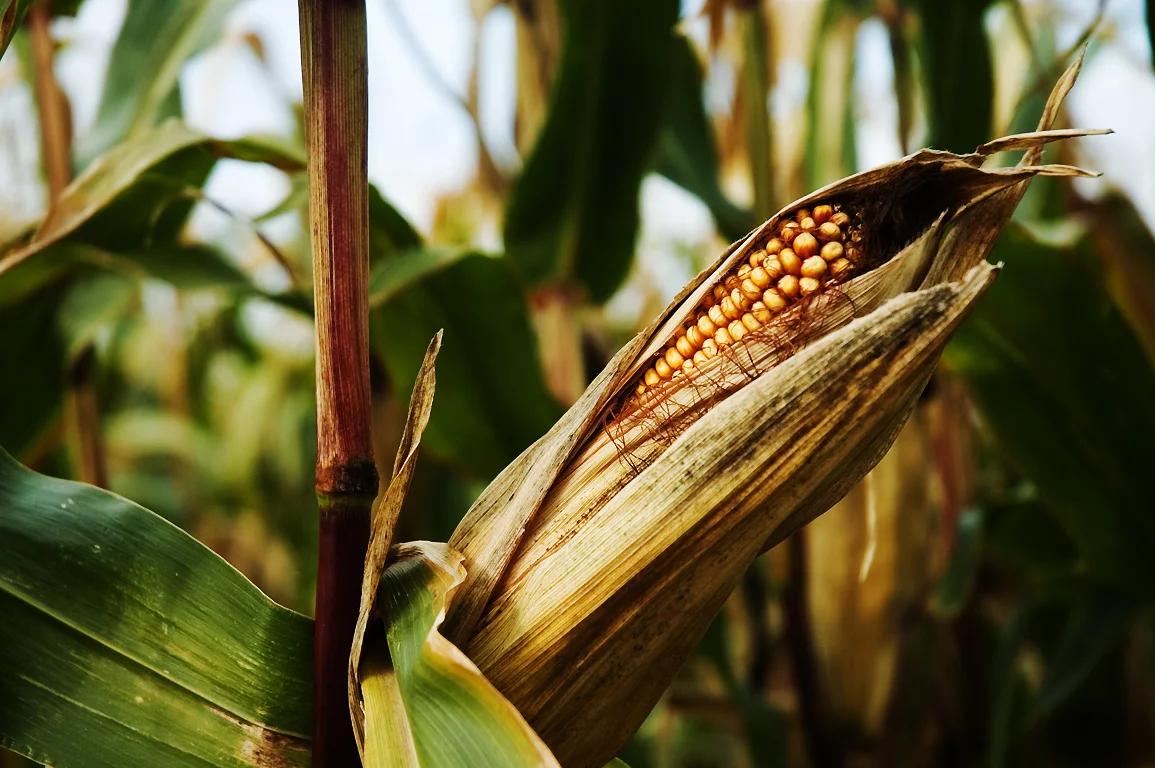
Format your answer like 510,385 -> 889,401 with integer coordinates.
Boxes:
1,0 -> 1154,765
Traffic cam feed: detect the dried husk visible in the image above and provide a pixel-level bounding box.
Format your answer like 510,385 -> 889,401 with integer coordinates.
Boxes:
439,56 -> 1103,767
805,406 -> 943,741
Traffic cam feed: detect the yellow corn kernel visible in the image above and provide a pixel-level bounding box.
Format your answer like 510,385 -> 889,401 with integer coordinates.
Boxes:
779,249 -> 802,276
764,256 -> 784,280
655,358 -> 673,379
793,232 -> 819,259
778,274 -> 800,298
821,241 -> 844,262
750,266 -> 771,289
817,221 -> 841,241
801,256 -> 827,278
763,288 -> 787,312
799,276 -> 821,295
830,258 -> 853,279
741,279 -> 763,301
812,204 -> 833,223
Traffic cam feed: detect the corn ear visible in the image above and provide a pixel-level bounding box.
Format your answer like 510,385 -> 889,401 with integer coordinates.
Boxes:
439,54 -> 1103,767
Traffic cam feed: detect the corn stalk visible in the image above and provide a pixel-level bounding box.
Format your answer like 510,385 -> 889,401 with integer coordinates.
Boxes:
298,0 -> 376,764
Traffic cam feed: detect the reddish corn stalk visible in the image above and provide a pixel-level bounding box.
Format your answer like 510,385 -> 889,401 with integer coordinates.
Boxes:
298,0 -> 376,765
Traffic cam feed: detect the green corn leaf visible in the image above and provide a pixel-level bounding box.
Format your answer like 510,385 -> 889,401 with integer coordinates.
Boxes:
79,0 -> 239,163
0,447 -> 312,767
360,542 -> 558,768
504,0 -> 679,303
0,0 -> 31,60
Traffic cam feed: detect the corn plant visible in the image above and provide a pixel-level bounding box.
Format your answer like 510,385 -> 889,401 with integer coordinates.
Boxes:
2,1 -> 1153,767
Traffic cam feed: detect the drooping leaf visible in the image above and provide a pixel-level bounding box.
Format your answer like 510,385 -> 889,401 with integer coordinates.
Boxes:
0,282 -> 68,457
1089,193 -> 1155,367
946,226 -> 1155,589
1148,0 -> 1155,71
656,34 -> 753,241
369,185 -> 423,260
368,247 -> 469,307
504,0 -> 680,302
370,253 -> 561,479
79,0 -> 239,162
1026,589 -> 1138,724
804,4 -> 862,189
913,0 -> 995,153
932,506 -> 983,617
361,542 -> 558,768
57,270 -> 138,358
0,0 -> 31,60
0,120 -> 304,281
0,448 -> 312,767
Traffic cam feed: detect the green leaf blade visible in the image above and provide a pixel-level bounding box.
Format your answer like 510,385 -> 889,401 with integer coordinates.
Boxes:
362,543 -> 558,768
504,0 -> 680,302
0,449 -> 312,767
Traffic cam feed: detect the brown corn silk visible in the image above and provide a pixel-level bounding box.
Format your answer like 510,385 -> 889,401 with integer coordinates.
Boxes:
442,57 -> 1104,767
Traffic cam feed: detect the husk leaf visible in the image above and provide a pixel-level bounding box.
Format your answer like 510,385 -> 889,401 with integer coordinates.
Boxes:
348,333 -> 558,767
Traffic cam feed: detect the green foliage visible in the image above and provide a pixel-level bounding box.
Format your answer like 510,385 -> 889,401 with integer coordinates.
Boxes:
80,0 -> 239,163
913,0 -> 995,152
656,35 -> 754,241
0,448 -> 312,767
946,226 -> 1155,589
371,251 -> 561,479
0,283 -> 67,455
0,0 -> 31,60
362,544 -> 557,767
504,0 -> 680,302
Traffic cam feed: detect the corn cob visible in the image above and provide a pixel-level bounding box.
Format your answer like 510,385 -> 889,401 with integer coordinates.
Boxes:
634,202 -> 864,397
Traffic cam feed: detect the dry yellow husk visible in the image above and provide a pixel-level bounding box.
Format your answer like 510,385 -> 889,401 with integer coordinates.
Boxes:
415,57 -> 1105,767
805,404 -> 943,741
